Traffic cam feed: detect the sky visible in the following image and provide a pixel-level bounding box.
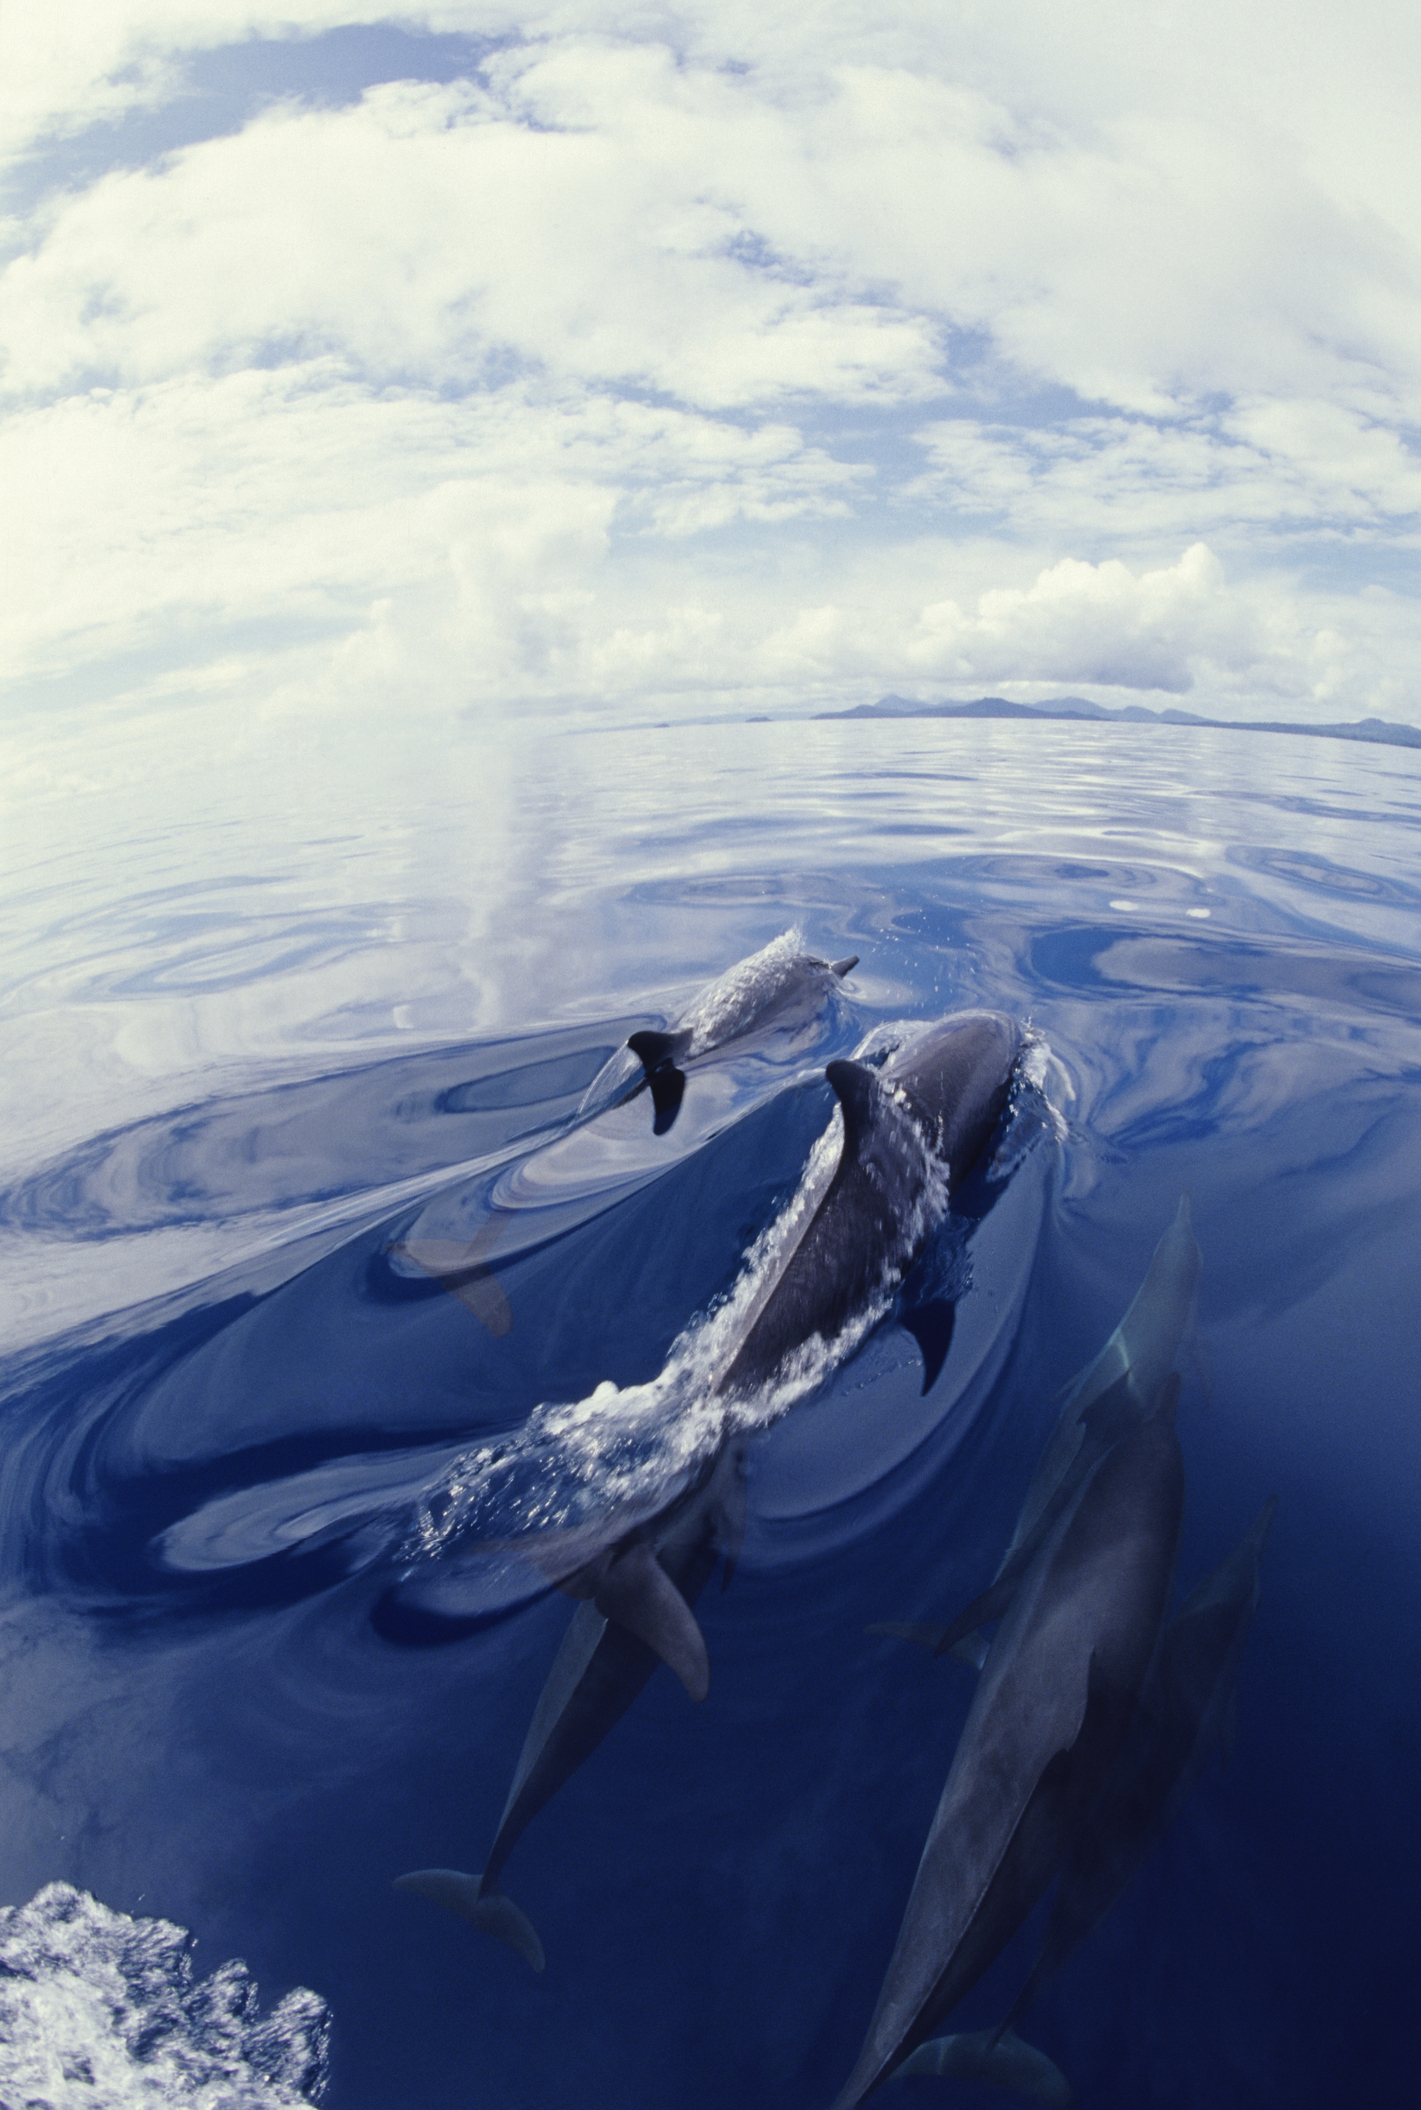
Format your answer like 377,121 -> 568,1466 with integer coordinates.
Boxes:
2,1 -> 1419,728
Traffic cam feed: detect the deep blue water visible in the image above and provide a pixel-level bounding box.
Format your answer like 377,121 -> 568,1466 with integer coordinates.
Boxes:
2,718 -> 1419,2108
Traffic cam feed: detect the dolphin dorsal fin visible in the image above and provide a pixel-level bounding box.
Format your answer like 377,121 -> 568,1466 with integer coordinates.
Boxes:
825,1057 -> 889,1161
593,1541 -> 710,1701
647,1065 -> 686,1133
627,1028 -> 691,1076
901,1297 -> 956,1393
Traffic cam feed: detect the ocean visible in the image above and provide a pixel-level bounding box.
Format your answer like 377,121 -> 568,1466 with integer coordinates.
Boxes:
1,714 -> 1417,2108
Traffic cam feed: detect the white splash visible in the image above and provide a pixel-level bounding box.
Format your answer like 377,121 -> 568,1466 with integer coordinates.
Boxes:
0,1882 -> 329,2108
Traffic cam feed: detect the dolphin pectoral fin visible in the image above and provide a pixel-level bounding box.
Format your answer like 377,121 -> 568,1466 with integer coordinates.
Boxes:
830,955 -> 859,977
391,1233 -> 514,1338
647,1065 -> 687,1134
892,2030 -> 1074,2106
934,1573 -> 1018,1658
593,1542 -> 710,1701
393,1870 -> 546,1973
445,1274 -> 514,1335
901,1296 -> 956,1392
946,1628 -> 990,1669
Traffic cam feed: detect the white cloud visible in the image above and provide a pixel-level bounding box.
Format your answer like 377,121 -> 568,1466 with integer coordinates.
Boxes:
0,366 -> 866,692
0,68 -> 939,407
1,2 -> 1419,725
912,403 -> 1421,549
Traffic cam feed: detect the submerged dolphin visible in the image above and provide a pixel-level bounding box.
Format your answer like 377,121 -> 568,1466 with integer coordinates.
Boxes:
1005,1493 -> 1276,2023
599,935 -> 859,1134
397,1442 -> 745,1971
830,1379 -> 1184,2110
871,1196 -> 1200,1671
927,1195 -> 1200,1664
398,1010 -> 1026,1966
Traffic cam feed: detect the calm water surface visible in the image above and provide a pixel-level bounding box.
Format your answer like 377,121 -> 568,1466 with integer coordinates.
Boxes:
1,717 -> 1418,2108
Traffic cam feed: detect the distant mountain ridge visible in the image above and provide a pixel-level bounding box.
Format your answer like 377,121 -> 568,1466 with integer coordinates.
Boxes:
818,694 -> 1421,750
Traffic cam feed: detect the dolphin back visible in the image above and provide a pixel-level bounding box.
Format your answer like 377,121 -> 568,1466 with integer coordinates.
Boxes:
1011,1493 -> 1277,2013
831,1395 -> 1184,2109
716,1057 -> 939,1397
998,1196 -> 1201,1591
887,1011 -> 1024,1187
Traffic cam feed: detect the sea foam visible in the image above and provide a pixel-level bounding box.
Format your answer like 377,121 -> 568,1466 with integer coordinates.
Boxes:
0,1883 -> 329,2108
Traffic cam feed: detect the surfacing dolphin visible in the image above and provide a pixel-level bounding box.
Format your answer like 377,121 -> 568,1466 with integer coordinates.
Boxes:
717,1009 -> 1025,1400
829,1376 -> 1185,2110
592,933 -> 859,1134
397,1009 -> 1026,1968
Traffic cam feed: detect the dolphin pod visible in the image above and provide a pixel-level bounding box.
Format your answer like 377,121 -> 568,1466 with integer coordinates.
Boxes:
612,935 -> 859,1133
396,1006 -> 1027,1965
836,1205 -> 1273,2106
386,949 -> 1268,2104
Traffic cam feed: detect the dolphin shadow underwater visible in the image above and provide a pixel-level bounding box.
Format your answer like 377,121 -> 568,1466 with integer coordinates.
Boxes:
840,1207 -> 1275,2108
395,1010 -> 1027,1968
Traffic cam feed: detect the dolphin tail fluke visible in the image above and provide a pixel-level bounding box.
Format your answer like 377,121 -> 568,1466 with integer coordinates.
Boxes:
900,1295 -> 956,1392
830,955 -> 859,977
393,1869 -> 546,1973
892,2028 -> 1074,2106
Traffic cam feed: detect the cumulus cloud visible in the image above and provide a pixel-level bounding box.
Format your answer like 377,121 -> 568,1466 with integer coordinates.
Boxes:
0,0 -> 1418,724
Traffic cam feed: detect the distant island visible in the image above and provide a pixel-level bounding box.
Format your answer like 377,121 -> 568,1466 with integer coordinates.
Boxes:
816,694 -> 1421,751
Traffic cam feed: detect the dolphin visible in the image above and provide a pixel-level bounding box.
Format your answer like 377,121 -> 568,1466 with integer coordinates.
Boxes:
829,1378 -> 1185,2110
397,1011 -> 1026,1966
1004,1493 -> 1277,2023
923,1195 -> 1200,1664
598,934 -> 859,1134
718,1010 -> 1025,1399
397,1441 -> 745,1971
